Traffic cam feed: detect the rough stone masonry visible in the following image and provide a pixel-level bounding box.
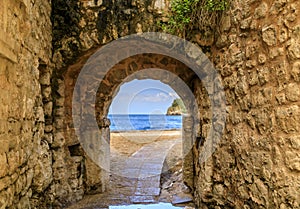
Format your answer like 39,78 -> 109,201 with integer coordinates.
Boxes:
0,0 -> 299,208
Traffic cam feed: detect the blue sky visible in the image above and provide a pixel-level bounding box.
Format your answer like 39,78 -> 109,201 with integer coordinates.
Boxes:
109,79 -> 179,114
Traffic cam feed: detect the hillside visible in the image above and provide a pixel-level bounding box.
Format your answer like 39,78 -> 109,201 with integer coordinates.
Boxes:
166,99 -> 187,115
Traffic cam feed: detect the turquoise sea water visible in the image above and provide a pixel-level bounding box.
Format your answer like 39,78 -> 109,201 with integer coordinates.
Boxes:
108,114 -> 182,131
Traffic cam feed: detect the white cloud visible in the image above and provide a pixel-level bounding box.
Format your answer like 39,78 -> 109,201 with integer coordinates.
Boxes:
109,79 -> 181,114
138,91 -> 178,103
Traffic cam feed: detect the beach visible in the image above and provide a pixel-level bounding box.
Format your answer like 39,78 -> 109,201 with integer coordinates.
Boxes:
110,129 -> 182,157
110,130 -> 183,175
110,130 -> 190,204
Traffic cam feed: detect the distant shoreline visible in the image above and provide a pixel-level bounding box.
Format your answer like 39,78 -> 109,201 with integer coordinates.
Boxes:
110,128 -> 182,133
108,114 -> 182,116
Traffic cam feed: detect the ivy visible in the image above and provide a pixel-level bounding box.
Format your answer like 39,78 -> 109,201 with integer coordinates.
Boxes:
205,0 -> 229,11
160,0 -> 230,37
168,0 -> 193,32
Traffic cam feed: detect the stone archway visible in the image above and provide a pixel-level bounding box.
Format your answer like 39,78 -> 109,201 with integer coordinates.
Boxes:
66,52 -> 205,193
60,33 -> 225,206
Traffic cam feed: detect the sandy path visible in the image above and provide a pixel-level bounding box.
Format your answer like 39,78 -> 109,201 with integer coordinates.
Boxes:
66,130 -> 186,209
110,130 -> 182,170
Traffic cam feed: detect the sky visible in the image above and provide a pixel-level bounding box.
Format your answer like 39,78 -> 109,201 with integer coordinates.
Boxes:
108,79 -> 179,115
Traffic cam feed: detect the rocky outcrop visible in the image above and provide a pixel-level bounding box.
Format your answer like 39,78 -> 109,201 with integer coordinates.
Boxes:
167,99 -> 187,115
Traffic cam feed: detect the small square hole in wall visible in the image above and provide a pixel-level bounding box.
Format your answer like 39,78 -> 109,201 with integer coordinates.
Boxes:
68,144 -> 84,156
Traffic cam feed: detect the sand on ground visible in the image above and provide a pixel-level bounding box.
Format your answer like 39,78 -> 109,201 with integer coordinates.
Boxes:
110,129 -> 182,158
110,130 -> 191,204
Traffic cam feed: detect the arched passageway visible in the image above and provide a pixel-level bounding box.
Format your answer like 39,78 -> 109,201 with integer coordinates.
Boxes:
65,52 -> 205,188
64,57 -> 204,208
60,34 -> 224,207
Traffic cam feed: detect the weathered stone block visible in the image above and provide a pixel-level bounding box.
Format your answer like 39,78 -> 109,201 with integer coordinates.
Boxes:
52,132 -> 65,148
54,118 -> 64,130
220,15 -> 231,32
276,93 -> 287,105
248,70 -> 259,86
35,106 -> 44,122
270,47 -> 284,59
17,195 -> 31,209
43,101 -> 53,117
276,105 -> 299,133
254,2 -> 268,19
7,150 -> 20,175
291,61 -> 300,82
15,173 -> 26,195
262,25 -> 277,46
0,153 -> 8,178
279,27 -> 288,43
234,76 -> 248,97
0,136 -> 9,154
258,53 -> 267,64
55,97 -> 64,107
254,109 -> 273,134
285,151 -> 300,172
288,39 -> 300,60
39,72 -> 51,85
223,72 -> 237,89
44,125 -> 53,133
285,83 -> 300,102
228,44 -> 243,64
251,178 -> 269,206
0,189 -> 8,208
42,86 -> 52,101
0,176 -> 11,191
257,67 -> 270,85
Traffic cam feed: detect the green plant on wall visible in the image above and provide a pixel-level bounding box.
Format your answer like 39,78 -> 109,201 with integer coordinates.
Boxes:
160,0 -> 230,37
205,0 -> 229,11
166,0 -> 193,33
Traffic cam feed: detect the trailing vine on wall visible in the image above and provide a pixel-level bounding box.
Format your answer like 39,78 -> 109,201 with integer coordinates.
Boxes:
159,0 -> 230,38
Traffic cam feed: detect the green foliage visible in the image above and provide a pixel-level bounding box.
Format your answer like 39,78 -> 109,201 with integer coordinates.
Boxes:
160,0 -> 230,36
173,98 -> 185,110
167,98 -> 187,115
205,0 -> 229,11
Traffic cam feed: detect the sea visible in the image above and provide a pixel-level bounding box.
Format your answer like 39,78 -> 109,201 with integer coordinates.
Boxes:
108,114 -> 182,132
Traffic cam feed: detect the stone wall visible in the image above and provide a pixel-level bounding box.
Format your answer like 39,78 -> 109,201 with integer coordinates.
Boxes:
193,0 -> 300,208
0,0 -> 52,208
51,0 -> 300,208
50,0 -> 174,207
0,0 -> 299,208
52,0 -> 169,69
